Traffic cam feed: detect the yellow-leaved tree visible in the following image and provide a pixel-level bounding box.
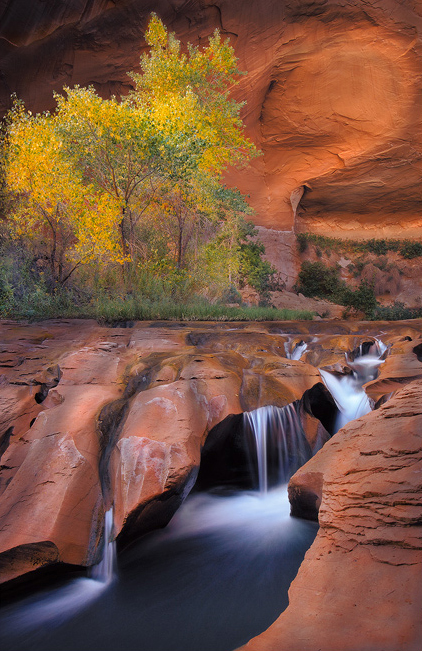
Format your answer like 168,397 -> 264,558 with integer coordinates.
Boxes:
2,14 -> 260,306
4,101 -> 123,285
53,14 -> 257,270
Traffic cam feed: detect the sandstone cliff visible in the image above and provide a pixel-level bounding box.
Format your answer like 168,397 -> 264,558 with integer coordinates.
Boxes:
0,0 -> 421,249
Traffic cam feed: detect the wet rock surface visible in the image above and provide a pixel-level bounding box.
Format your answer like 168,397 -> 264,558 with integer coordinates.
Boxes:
242,378 -> 422,651
0,318 -> 421,595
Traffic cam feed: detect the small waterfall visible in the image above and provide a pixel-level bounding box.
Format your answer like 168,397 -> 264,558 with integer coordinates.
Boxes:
319,370 -> 371,432
320,339 -> 387,433
285,340 -> 307,360
244,404 -> 312,493
90,507 -> 116,584
1,509 -> 116,635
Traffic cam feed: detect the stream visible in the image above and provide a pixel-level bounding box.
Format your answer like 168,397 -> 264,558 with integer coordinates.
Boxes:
0,338 -> 387,651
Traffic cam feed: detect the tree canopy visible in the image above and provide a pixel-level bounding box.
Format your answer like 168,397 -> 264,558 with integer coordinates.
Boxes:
1,15 -> 278,317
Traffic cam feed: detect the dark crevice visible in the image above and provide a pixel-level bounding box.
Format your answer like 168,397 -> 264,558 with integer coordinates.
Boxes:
97,398 -> 129,507
195,413 -> 253,491
33,364 -> 62,404
116,469 -> 198,552
301,382 -> 337,436
34,385 -> 49,404
413,343 -> 422,362
0,426 -> 14,459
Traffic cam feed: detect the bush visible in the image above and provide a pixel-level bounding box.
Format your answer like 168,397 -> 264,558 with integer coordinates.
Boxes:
366,239 -> 389,255
342,280 -> 377,319
238,220 -> 279,305
399,241 -> 422,259
295,261 -> 378,318
373,302 -> 422,321
295,261 -> 344,299
296,233 -> 422,260
296,233 -> 309,253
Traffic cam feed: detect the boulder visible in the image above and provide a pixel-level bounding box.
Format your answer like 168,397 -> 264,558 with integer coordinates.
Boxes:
109,352 -> 243,546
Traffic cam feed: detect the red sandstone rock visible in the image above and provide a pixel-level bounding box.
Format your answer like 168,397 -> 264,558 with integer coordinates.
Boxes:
241,380 -> 422,651
1,319 -> 421,587
110,353 -> 243,538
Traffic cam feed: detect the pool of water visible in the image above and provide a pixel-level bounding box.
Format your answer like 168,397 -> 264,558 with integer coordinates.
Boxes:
0,487 -> 317,651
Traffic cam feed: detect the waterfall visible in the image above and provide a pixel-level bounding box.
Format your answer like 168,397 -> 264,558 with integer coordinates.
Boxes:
90,507 -> 116,584
244,339 -> 388,492
244,404 -> 312,493
1,509 -> 116,634
320,338 -> 387,433
319,369 -> 372,432
285,340 -> 307,360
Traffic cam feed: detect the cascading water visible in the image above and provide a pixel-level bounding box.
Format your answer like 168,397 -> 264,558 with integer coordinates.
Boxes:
320,338 -> 387,433
2,339 -> 389,651
243,404 -> 312,493
90,508 -> 116,584
0,508 -> 116,637
0,414 -> 319,651
284,339 -> 307,360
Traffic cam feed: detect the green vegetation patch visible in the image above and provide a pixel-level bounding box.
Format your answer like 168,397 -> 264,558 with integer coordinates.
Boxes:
296,233 -> 422,259
295,260 -> 377,319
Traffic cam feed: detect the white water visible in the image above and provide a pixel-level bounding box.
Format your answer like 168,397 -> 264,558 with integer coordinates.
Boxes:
319,369 -> 372,432
1,509 -> 116,635
90,508 -> 116,584
244,404 -> 312,493
1,491 -> 317,651
285,340 -> 307,360
320,338 -> 387,433
160,487 -> 293,541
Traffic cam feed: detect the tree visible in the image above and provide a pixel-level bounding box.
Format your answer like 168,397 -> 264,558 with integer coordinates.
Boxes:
2,15 -> 258,303
4,101 -> 122,285
131,14 -> 256,175
53,14 -> 256,261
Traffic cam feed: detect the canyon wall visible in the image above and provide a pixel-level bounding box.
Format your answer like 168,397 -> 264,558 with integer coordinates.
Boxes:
1,0 -> 421,251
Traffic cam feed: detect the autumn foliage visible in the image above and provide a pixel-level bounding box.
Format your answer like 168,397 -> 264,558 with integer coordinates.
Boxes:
0,15 -> 279,318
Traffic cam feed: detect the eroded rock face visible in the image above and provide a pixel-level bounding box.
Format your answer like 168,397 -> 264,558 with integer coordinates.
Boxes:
0,0 -> 420,251
242,379 -> 422,651
0,318 -> 421,587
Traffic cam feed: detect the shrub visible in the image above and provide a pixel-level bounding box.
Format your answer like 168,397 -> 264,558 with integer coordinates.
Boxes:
366,239 -> 389,255
238,220 -> 279,305
399,241 -> 422,259
295,261 -> 344,299
342,280 -> 377,319
373,302 -> 422,321
295,232 -> 422,260
296,233 -> 309,253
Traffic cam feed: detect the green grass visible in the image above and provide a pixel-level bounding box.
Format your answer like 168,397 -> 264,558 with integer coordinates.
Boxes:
91,296 -> 314,323
1,287 -> 314,322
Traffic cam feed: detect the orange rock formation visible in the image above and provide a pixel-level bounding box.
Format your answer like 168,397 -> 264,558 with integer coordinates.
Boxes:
1,318 -> 421,587
243,379 -> 422,651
